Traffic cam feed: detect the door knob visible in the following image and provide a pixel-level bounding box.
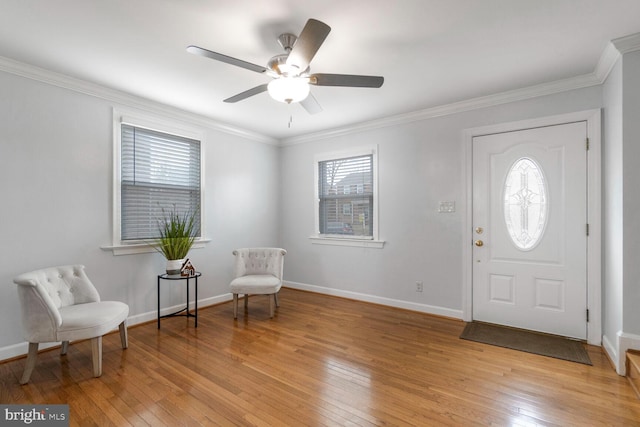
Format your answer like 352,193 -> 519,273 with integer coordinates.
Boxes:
474,240 -> 484,247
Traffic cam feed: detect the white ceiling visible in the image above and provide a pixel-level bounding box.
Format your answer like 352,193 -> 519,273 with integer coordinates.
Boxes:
1,0 -> 639,140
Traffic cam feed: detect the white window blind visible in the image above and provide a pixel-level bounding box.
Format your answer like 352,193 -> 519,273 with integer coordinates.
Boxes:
121,124 -> 201,240
318,154 -> 373,238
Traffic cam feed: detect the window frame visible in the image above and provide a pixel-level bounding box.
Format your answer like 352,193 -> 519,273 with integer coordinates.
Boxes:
311,145 -> 384,248
106,109 -> 208,255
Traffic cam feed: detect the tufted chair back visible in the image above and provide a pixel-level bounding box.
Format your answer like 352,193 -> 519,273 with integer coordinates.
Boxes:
230,248 -> 286,319
14,265 -> 101,342
12,265 -> 129,384
233,248 -> 286,279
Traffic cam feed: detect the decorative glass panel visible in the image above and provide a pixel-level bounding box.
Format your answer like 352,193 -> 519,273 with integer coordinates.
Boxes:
503,157 -> 548,250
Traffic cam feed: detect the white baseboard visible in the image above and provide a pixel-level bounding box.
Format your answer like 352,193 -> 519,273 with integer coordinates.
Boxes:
602,333 -> 619,373
615,331 -> 640,376
0,286 -> 465,362
125,293 -> 233,327
0,293 -> 234,363
0,342 -> 62,362
602,330 -> 640,376
284,281 -> 463,320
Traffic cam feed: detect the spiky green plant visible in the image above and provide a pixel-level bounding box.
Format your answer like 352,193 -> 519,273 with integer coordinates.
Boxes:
153,206 -> 199,260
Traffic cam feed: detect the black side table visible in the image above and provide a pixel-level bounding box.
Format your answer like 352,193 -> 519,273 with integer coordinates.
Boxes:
157,272 -> 201,328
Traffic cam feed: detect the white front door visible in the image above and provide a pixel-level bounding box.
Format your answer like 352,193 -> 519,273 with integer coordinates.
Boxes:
472,122 -> 588,339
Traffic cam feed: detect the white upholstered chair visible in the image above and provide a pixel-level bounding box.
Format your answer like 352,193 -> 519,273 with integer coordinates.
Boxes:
13,265 -> 129,384
230,248 -> 286,319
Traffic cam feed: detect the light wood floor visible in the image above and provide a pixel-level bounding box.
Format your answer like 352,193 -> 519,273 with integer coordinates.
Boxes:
1,288 -> 639,426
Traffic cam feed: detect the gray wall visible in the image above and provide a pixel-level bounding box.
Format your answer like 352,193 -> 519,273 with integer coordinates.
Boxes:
0,70 -> 281,357
622,50 -> 640,336
600,48 -> 640,373
602,57 -> 624,353
2,49 -> 639,373
600,48 -> 640,374
280,86 -> 602,316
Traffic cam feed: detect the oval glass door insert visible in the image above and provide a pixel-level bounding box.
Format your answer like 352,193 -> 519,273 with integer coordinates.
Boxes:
503,157 -> 548,250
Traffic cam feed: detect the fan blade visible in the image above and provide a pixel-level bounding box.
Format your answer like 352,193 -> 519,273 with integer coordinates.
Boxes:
224,84 -> 269,103
286,19 -> 331,73
310,73 -> 384,88
187,45 -> 267,74
300,92 -> 323,114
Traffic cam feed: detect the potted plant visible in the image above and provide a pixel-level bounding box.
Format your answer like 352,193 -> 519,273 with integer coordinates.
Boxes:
154,206 -> 199,275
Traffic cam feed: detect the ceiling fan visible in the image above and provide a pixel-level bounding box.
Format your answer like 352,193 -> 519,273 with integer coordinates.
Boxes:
186,18 -> 384,114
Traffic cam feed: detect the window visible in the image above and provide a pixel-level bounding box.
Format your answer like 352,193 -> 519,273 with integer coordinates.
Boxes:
313,147 -> 383,248
121,124 -> 201,240
342,203 -> 352,216
108,111 -> 205,254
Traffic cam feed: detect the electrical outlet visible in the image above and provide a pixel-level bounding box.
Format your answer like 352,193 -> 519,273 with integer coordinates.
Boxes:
416,281 -> 423,292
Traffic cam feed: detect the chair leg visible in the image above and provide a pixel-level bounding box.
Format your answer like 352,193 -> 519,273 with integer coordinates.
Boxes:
244,294 -> 249,309
274,292 -> 280,307
269,294 -> 275,318
233,294 -> 238,319
60,341 -> 69,355
20,343 -> 39,385
119,321 -> 128,349
91,336 -> 102,378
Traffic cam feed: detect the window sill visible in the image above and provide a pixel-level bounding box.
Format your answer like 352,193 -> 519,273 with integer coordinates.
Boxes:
309,236 -> 385,249
101,238 -> 211,256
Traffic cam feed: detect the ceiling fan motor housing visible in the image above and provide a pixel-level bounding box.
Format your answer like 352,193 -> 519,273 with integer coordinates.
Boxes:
267,54 -> 289,75
277,33 -> 297,52
269,33 -> 308,76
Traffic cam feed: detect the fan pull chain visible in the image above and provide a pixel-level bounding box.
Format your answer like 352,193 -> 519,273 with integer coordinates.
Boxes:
287,102 -> 294,128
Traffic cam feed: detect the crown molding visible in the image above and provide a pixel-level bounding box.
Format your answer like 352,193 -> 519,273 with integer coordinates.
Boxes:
280,35 -> 639,146
594,42 -> 622,82
4,31 -> 637,148
612,32 -> 640,54
0,55 -> 278,145
280,72 -> 602,146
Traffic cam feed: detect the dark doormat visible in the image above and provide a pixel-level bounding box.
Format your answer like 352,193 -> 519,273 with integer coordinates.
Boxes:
460,322 -> 592,365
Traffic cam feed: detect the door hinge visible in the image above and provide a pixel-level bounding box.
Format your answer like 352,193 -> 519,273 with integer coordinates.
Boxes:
586,309 -> 590,322
586,223 -> 590,236
586,137 -> 590,150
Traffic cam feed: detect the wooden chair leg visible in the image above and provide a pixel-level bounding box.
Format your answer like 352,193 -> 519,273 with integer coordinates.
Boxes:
274,292 -> 280,307
269,294 -> 275,318
233,294 -> 238,319
60,341 -> 69,355
20,343 -> 39,385
119,321 -> 128,349
91,336 -> 102,378
244,294 -> 249,309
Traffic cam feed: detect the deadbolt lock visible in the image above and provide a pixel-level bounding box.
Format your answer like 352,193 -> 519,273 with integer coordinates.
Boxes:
475,227 -> 483,234
474,240 -> 484,247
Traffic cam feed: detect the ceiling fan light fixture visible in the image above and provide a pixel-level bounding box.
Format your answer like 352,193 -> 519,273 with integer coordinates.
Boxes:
267,77 -> 310,104
188,18 -> 383,112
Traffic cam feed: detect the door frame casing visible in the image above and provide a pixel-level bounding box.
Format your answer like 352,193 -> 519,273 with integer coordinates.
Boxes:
462,109 -> 602,345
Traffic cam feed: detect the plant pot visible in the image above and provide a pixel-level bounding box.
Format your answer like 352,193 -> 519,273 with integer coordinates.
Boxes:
166,259 -> 185,275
